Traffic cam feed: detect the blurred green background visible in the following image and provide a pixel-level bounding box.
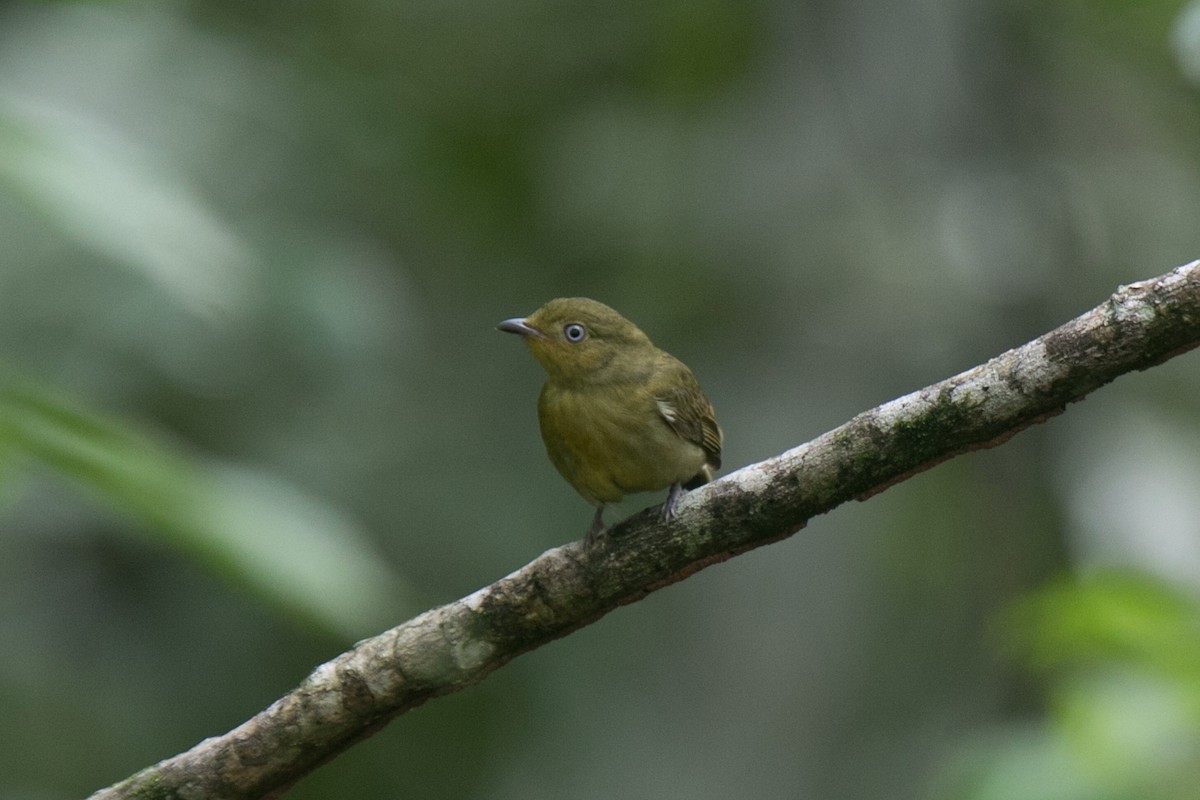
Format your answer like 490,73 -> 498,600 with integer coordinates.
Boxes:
2,1 -> 1200,798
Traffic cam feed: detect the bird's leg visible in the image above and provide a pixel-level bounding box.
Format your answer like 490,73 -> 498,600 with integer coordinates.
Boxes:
662,482 -> 684,522
584,507 -> 605,549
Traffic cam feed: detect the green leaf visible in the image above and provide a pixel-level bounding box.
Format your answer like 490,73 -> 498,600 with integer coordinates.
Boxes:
1003,570 -> 1200,684
0,376 -> 412,638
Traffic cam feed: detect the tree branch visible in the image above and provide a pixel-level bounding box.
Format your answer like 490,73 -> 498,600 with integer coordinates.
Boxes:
88,261 -> 1200,800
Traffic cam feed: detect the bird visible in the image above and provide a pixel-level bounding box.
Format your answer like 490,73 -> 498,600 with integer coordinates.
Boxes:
497,297 -> 722,546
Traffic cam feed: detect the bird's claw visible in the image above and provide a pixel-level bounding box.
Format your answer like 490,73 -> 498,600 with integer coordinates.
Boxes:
661,482 -> 683,522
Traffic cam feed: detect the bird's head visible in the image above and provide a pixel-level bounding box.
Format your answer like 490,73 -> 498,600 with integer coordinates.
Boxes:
497,297 -> 653,384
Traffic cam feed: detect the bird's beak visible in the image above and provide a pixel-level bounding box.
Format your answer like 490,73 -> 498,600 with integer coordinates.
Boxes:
496,317 -> 543,338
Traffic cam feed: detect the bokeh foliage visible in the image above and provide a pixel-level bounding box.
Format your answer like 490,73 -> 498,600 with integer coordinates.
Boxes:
1,0 -> 1199,798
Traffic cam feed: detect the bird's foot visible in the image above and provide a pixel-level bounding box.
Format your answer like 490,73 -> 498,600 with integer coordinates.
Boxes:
662,482 -> 683,522
584,507 -> 606,550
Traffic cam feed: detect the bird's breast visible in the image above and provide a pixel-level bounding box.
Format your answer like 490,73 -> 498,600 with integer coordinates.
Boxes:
537,381 -> 707,505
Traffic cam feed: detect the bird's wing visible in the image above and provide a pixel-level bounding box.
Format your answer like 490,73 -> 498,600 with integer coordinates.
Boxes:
654,368 -> 722,470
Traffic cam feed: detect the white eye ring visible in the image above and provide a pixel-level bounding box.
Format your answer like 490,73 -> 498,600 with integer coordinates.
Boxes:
563,323 -> 586,342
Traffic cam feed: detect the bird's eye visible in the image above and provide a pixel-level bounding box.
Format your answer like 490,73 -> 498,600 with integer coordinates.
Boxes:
563,323 -> 587,343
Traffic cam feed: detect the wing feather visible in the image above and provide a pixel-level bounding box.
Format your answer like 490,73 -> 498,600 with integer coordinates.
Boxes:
653,363 -> 722,471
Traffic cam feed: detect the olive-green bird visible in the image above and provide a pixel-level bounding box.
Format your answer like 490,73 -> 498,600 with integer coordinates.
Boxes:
498,297 -> 722,545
